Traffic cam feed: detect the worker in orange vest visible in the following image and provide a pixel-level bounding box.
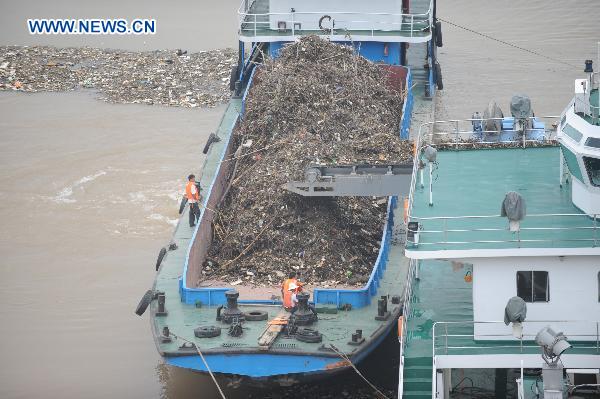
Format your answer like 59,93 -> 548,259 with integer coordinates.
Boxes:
281,272 -> 303,311
185,174 -> 200,227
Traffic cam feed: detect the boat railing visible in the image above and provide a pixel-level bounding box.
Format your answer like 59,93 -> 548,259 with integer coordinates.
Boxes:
418,115 -> 561,145
406,118 -> 560,224
397,257 -> 418,398
406,213 -> 599,249
432,320 -> 600,356
573,96 -> 600,126
237,0 -> 433,39
432,320 -> 600,397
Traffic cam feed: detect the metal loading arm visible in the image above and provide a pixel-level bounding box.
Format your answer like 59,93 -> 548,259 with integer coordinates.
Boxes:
285,163 -> 414,197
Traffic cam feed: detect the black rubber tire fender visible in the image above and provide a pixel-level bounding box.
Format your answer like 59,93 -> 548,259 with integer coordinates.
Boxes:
156,247 -> 167,271
202,133 -> 218,154
243,310 -> 268,321
435,21 -> 443,47
194,325 -> 222,338
135,289 -> 154,316
435,63 -> 443,90
229,65 -> 239,91
178,196 -> 188,215
295,327 -> 323,343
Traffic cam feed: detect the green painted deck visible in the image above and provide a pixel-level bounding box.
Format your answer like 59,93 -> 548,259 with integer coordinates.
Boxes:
150,96 -> 411,364
154,246 -> 408,357
402,260 -> 472,398
409,147 -> 599,252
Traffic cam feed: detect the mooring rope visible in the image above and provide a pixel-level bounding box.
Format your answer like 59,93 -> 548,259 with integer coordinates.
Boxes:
167,332 -> 227,399
437,17 -> 579,69
328,344 -> 390,399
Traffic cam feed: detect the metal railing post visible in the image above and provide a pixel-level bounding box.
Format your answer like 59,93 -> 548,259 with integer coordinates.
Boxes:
597,322 -> 599,353
254,14 -> 257,37
594,215 -> 597,247
410,15 -> 414,37
443,218 -> 448,247
445,323 -> 448,355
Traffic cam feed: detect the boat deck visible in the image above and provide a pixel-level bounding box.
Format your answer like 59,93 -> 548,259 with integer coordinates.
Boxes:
238,0 -> 432,42
401,260 -> 600,397
150,95 -> 412,377
407,147 -> 600,256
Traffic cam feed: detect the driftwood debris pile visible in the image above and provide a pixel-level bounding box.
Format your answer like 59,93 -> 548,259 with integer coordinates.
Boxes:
205,36 -> 412,286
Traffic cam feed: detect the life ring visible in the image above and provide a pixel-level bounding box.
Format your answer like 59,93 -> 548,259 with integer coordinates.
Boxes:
318,15 -> 332,32
194,325 -> 222,338
135,289 -> 154,316
244,310 -> 269,321
156,247 -> 167,271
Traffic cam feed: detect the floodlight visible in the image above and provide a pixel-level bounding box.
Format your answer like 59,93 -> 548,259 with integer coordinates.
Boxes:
535,326 -> 571,362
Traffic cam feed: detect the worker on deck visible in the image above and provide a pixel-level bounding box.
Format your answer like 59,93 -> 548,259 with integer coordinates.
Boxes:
281,272 -> 302,311
185,174 -> 200,227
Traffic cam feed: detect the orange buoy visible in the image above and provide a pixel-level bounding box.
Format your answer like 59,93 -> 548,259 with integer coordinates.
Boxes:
464,271 -> 473,283
403,197 -> 409,223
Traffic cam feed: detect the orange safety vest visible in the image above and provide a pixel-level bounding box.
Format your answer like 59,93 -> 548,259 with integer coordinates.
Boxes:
185,181 -> 199,202
282,278 -> 297,309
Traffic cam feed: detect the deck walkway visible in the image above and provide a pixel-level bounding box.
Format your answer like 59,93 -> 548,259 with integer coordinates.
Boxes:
402,259 -> 473,398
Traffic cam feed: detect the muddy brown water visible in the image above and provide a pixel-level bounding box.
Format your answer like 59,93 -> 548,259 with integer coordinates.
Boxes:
0,0 -> 599,398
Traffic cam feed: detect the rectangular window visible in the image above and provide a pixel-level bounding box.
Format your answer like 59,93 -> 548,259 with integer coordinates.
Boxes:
585,137 -> 600,149
517,271 -> 549,302
583,156 -> 600,187
562,123 -> 583,143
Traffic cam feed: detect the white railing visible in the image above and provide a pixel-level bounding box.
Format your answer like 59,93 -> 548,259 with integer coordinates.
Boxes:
397,258 -> 418,398
237,0 -> 433,39
573,95 -> 600,126
431,320 -> 600,399
406,213 -> 599,248
398,259 -> 418,398
406,118 -> 559,218
419,115 -> 560,145
432,320 -> 600,356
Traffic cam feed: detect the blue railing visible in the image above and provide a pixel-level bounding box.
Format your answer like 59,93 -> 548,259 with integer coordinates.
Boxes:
400,68 -> 413,139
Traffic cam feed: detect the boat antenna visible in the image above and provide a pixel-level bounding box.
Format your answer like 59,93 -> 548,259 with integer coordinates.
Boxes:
437,17 -> 579,69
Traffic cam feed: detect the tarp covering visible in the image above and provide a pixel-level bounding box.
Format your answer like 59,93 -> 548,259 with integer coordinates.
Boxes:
510,94 -> 532,119
504,296 -> 527,325
483,100 -> 503,134
501,191 -> 526,221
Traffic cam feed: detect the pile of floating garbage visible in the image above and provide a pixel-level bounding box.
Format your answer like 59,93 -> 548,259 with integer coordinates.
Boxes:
0,46 -> 235,107
205,36 -> 412,287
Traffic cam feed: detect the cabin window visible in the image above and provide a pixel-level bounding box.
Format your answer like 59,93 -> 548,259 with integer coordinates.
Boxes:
517,271 -> 549,302
583,156 -> 600,187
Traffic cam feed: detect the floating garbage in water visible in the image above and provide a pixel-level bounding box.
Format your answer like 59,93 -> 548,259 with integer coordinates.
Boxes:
0,45 -> 236,108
